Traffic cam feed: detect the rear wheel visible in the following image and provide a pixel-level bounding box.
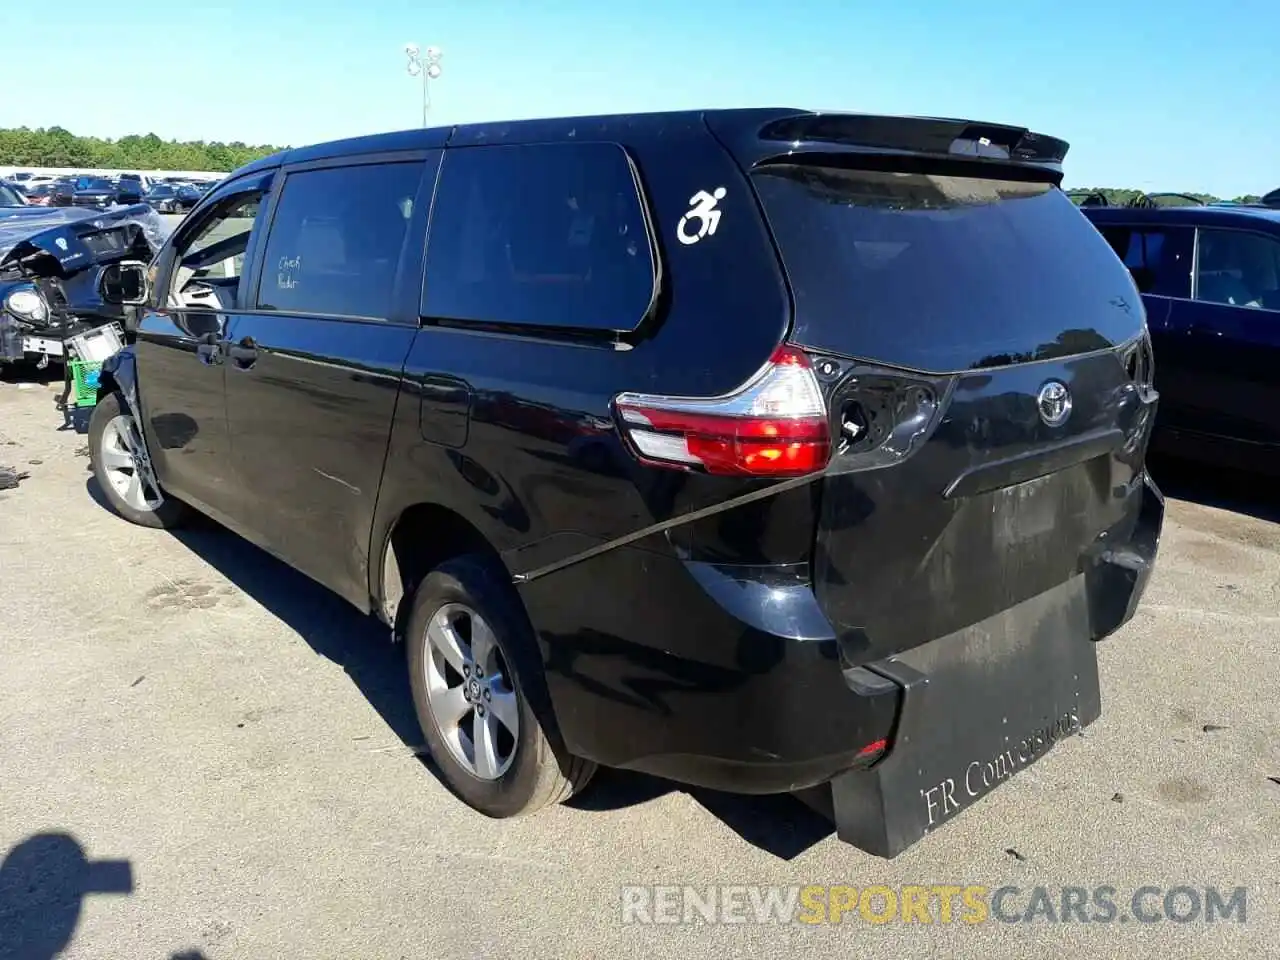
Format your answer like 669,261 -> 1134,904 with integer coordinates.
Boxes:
88,391 -> 190,529
407,554 -> 596,817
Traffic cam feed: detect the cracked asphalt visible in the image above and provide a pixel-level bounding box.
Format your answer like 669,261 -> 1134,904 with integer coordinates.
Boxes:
1,372 -> 1278,959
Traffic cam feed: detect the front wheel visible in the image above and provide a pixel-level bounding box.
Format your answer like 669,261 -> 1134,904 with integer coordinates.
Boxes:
407,554 -> 596,817
88,391 -> 191,529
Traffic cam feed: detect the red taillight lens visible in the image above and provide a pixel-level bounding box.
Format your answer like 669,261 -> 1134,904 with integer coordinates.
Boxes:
856,738 -> 887,759
614,345 -> 832,477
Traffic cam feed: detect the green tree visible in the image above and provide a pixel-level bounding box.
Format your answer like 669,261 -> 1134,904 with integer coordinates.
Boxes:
0,126 -> 286,171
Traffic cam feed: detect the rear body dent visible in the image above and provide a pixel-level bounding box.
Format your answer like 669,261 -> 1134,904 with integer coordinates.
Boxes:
516,461 -> 1161,796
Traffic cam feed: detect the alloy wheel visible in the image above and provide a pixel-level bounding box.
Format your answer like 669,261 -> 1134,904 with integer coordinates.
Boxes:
423,602 -> 520,780
99,414 -> 164,512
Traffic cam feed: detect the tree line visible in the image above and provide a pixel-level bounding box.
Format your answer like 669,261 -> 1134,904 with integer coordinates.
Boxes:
0,127 -> 285,172
1066,187 -> 1266,206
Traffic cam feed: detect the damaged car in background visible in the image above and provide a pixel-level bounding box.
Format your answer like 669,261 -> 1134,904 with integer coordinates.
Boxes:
0,206 -> 169,369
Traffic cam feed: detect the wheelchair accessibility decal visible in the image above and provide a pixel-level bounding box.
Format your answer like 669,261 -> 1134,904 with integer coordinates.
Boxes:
677,187 -> 726,246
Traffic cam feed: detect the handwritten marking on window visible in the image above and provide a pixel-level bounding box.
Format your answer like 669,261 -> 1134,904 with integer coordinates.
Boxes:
278,255 -> 301,290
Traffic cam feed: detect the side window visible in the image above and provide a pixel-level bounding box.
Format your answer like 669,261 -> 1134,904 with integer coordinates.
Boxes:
166,191 -> 264,314
1194,228 -> 1280,310
1098,225 -> 1192,298
255,162 -> 424,319
422,143 -> 656,332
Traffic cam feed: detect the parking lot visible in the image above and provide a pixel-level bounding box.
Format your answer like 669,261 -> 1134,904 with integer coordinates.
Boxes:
1,374 -> 1277,959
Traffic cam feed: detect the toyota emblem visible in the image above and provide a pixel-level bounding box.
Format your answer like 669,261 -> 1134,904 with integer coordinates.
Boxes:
1037,380 -> 1072,427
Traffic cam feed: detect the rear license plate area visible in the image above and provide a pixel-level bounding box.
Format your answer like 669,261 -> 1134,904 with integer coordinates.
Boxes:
830,575 -> 1101,858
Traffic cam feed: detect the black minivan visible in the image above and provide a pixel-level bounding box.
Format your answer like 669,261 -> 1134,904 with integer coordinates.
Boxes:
89,109 -> 1163,858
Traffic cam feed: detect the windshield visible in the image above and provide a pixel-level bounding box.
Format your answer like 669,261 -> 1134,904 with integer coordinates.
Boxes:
0,184 -> 26,207
752,164 -> 1144,372
81,179 -> 113,191
148,185 -> 176,197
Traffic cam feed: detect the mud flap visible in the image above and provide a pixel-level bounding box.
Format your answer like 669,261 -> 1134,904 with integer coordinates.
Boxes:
828,576 -> 1101,859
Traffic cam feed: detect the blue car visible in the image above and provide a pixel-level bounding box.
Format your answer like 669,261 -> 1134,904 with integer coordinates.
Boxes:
1082,200 -> 1280,474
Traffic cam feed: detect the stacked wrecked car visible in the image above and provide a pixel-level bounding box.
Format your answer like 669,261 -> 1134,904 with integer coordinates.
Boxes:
0,205 -> 168,368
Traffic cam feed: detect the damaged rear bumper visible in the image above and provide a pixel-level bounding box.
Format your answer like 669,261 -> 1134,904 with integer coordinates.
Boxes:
811,471 -> 1164,858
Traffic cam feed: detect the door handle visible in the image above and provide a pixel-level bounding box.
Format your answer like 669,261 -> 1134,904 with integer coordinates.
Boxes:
195,331 -> 222,365
229,336 -> 258,369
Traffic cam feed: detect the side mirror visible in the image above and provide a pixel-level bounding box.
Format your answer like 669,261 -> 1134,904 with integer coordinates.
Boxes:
98,260 -> 150,306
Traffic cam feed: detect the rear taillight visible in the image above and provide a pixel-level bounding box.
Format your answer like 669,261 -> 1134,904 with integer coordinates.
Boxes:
1123,334 -> 1154,387
614,345 -> 831,477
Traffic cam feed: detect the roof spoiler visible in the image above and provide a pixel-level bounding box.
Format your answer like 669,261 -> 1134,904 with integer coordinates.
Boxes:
750,112 -> 1069,167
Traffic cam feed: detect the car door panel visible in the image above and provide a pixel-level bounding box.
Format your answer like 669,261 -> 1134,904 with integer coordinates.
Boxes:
134,308 -> 232,512
134,176 -> 273,516
221,155 -> 437,608
1168,226 -> 1280,447
222,314 -> 417,606
1164,299 -> 1280,445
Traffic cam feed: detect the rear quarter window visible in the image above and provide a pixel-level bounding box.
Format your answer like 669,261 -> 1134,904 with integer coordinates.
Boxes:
421,142 -> 657,333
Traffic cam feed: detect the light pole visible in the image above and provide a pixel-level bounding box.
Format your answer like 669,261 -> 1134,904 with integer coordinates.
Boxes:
404,43 -> 443,128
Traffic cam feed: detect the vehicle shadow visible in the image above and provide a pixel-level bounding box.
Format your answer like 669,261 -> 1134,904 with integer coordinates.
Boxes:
124,499 -> 836,861
0,831 -> 133,960
1147,454 -> 1280,525
167,522 -> 428,752
567,770 -> 835,859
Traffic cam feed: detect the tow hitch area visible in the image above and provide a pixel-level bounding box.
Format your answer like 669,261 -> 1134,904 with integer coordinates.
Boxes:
820,577 -> 1102,859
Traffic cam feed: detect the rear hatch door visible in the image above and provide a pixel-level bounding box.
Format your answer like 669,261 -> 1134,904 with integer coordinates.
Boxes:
737,123 -> 1154,662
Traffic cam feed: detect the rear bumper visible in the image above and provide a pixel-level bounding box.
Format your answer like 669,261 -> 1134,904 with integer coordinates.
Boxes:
1082,469 -> 1164,641
518,472 -> 1163,799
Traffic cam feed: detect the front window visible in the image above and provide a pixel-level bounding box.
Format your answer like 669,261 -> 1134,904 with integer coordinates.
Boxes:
0,184 -> 26,206
166,192 -> 263,314
1194,228 -> 1280,310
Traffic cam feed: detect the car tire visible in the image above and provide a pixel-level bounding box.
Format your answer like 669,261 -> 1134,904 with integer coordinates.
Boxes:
88,391 -> 191,529
406,553 -> 597,817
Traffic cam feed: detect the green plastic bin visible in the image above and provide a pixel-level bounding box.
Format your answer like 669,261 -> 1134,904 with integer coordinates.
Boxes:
69,359 -> 104,408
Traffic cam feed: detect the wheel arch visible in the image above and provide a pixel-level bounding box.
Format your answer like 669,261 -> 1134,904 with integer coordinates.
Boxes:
376,500 -> 507,640
95,346 -> 137,407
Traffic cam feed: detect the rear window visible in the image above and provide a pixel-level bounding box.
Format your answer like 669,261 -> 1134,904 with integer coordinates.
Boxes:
753,165 -> 1145,372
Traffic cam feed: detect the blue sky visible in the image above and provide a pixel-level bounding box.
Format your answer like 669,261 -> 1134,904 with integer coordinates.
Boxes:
6,0 -> 1276,197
